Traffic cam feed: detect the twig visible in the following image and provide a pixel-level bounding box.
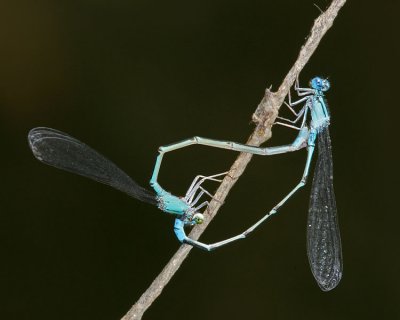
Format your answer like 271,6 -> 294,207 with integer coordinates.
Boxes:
121,0 -> 346,319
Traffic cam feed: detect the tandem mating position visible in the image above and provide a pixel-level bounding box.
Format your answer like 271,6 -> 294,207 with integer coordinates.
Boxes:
28,77 -> 342,291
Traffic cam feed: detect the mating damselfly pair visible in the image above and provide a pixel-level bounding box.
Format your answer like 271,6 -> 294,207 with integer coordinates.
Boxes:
28,77 -> 342,291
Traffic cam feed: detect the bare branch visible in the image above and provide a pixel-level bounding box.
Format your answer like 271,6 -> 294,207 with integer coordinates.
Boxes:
121,1 -> 346,319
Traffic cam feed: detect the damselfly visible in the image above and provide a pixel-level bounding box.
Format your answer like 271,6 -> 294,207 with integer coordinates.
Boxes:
275,76 -> 343,291
28,76 -> 342,290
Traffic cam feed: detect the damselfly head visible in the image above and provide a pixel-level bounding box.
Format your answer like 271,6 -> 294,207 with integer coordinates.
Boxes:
192,213 -> 204,225
310,77 -> 330,92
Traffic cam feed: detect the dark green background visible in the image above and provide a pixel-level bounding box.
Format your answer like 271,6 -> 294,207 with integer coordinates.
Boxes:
0,1 -> 398,319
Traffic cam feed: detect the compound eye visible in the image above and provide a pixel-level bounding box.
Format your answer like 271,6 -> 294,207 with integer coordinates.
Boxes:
322,79 -> 330,91
193,213 -> 204,225
310,77 -> 322,89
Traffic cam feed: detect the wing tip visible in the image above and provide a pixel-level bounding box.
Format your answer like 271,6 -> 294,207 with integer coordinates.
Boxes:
28,127 -> 46,145
316,269 -> 343,292
27,127 -> 52,162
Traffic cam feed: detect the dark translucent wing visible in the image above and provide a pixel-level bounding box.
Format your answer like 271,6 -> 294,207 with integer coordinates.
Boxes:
28,127 -> 157,206
307,128 -> 343,291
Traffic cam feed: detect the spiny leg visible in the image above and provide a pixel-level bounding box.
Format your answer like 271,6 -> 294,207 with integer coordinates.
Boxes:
276,85 -> 311,128
188,188 -> 211,206
285,90 -> 303,116
189,186 -> 224,208
194,201 -> 209,212
190,190 -> 205,206
188,184 -> 225,214
274,122 -> 303,130
275,94 -> 310,130
189,174 -> 227,205
197,186 -> 220,203
280,99 -> 305,118
277,104 -> 306,124
287,91 -> 310,107
186,174 -> 222,196
295,88 -> 314,96
294,76 -> 314,95
275,109 -> 308,130
185,172 -> 228,202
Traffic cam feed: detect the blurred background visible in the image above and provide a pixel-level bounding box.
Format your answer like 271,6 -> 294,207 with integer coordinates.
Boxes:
0,0 -> 398,319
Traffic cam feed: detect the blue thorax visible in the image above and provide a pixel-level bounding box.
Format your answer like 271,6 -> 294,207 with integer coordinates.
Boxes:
151,181 -> 189,215
309,77 -> 330,131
